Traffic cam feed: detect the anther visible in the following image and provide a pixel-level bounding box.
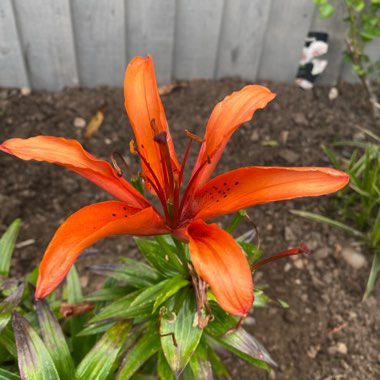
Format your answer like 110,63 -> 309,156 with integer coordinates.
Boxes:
185,129 -> 203,143
129,140 -> 137,155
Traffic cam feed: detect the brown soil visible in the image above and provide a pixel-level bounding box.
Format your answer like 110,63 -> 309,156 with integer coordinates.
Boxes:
1,79 -> 379,379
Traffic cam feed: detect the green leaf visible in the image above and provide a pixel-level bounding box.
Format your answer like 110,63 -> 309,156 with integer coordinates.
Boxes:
0,219 -> 22,276
152,275 -> 189,313
160,292 -> 203,377
290,210 -> 365,237
319,3 -> 334,18
206,304 -> 275,369
75,321 -> 132,380
89,290 -> 141,324
135,238 -> 179,278
0,285 -> 24,334
12,313 -> 60,380
35,299 -> 75,379
238,241 -> 263,265
253,288 -> 270,308
88,259 -> 162,288
0,368 -> 20,380
157,350 -> 174,380
208,347 -> 231,380
0,325 -> 17,357
117,325 -> 161,380
84,286 -> 133,302
187,338 -> 214,380
66,265 -> 83,303
77,321 -> 115,337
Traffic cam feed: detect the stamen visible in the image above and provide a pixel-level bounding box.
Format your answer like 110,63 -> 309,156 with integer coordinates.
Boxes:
111,151 -> 134,178
251,244 -> 310,271
185,129 -> 203,143
129,140 -> 137,155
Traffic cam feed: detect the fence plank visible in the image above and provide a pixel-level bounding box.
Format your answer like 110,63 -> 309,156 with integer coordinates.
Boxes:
258,0 -> 315,83
71,0 -> 126,87
0,0 -> 29,88
126,0 -> 175,84
215,0 -> 271,81
173,0 -> 224,79
311,3 -> 346,86
13,0 -> 78,90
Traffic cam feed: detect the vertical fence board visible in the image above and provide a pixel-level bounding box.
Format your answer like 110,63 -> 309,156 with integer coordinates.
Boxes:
126,0 -> 175,84
258,0 -> 315,83
0,0 -> 29,88
71,0 -> 126,87
216,0 -> 271,81
173,0 -> 224,79
13,0 -> 78,90
311,3 -> 346,86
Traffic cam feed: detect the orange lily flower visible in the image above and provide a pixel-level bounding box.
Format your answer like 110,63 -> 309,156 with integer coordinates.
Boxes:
0,56 -> 349,317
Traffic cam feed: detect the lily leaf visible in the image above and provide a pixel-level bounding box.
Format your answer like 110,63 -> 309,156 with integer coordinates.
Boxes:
157,350 -> 174,380
117,325 -> 160,380
187,338 -> 214,380
91,278 -> 179,324
152,275 -> 189,313
35,299 -> 75,379
0,285 -> 24,334
0,368 -> 20,380
75,321 -> 132,380
88,259 -> 161,288
160,291 -> 203,377
77,321 -> 115,337
135,238 -> 179,277
206,303 -> 275,369
0,325 -> 17,357
0,219 -> 22,277
12,313 -> 60,380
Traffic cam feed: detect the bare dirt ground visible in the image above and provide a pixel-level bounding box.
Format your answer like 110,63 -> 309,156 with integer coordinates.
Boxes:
0,79 -> 379,379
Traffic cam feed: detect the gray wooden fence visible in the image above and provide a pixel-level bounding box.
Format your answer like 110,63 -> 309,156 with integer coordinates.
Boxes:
0,0 -> 379,91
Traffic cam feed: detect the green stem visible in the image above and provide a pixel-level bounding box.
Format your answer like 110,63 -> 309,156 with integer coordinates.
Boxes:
363,250 -> 380,301
226,210 -> 247,234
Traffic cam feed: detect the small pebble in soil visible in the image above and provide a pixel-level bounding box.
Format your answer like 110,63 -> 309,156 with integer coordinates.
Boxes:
284,262 -> 292,272
250,130 -> 259,141
328,342 -> 348,355
307,344 -> 321,359
328,87 -> 339,100
284,226 -> 296,241
341,246 -> 367,269
20,87 -> 31,96
73,117 -> 86,128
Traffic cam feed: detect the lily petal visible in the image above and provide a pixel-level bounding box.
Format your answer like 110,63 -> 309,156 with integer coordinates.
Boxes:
36,202 -> 168,298
124,56 -> 180,193
190,85 -> 276,191
0,136 -> 149,209
189,166 -> 349,220
186,220 -> 253,316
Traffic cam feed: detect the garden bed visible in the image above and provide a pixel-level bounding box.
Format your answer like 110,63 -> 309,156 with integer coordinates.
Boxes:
0,79 -> 379,379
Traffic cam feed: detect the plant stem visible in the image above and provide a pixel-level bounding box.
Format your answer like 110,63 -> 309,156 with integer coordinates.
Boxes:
344,1 -> 380,119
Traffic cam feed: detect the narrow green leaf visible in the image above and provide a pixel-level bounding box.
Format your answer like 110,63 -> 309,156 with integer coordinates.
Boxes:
36,299 -> 75,379
135,238 -> 179,278
0,368 -> 20,380
253,288 -> 270,308
0,325 -> 17,357
0,276 -> 18,294
152,276 -> 189,313
89,290 -> 141,324
157,350 -> 174,380
66,265 -> 83,303
363,251 -> 380,300
75,321 -> 132,380
84,286 -> 133,302
12,313 -> 60,380
187,338 -> 213,380
88,259 -> 162,288
0,219 -> 22,276
0,285 -> 24,334
238,241 -> 263,265
77,321 -> 115,337
290,210 -> 365,237
206,304 -> 275,369
160,292 -> 203,377
117,326 -> 160,380
208,347 -> 232,380
155,235 -> 186,274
